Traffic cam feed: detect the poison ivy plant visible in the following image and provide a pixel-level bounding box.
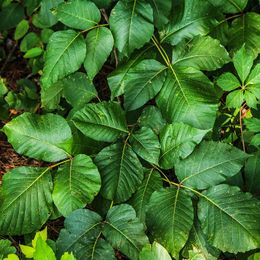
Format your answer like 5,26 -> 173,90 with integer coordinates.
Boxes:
0,0 -> 260,259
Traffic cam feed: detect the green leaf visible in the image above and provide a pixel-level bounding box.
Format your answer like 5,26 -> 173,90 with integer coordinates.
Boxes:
55,0 -> 101,30
23,47 -> 43,59
14,19 -> 29,40
198,184 -> 260,253
129,169 -> 163,223
233,45 -> 254,84
123,59 -> 167,111
173,36 -> 230,71
34,237 -> 55,260
226,89 -> 244,108
139,242 -> 172,260
146,187 -> 194,258
217,72 -> 241,91
247,64 -> 260,85
52,154 -> 101,217
103,204 -> 149,260
0,240 -> 16,258
41,30 -> 86,89
0,78 -> 8,98
20,32 -> 41,52
72,102 -> 128,143
159,123 -> 208,169
57,209 -> 115,260
207,0 -> 248,14
84,27 -> 114,80
244,117 -> 260,132
228,12 -> 260,53
156,67 -> 218,130
175,141 -> 249,189
251,134 -> 260,147
95,143 -> 144,202
60,252 -> 77,260
3,113 -> 72,162
109,0 -> 154,57
0,167 -> 53,235
130,127 -> 161,165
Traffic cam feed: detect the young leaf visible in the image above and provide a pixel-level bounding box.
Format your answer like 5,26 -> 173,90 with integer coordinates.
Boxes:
61,252 -> 77,260
109,0 -> 154,57
129,169 -> 163,223
55,0 -> 101,30
72,102 -> 128,142
198,184 -> 260,253
0,167 -> 53,235
159,123 -> 208,169
52,154 -> 101,217
34,237 -> 56,260
130,127 -> 161,165
146,187 -> 194,258
217,72 -> 241,91
103,204 -> 149,260
139,242 -> 172,260
95,143 -> 144,202
175,141 -> 249,189
14,19 -> 29,40
41,30 -> 86,89
3,113 -> 72,162
84,27 -> 114,81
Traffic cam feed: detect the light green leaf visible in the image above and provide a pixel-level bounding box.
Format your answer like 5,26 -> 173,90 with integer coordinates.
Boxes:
198,184 -> 260,253
146,187 -> 194,258
41,30 -> 86,89
24,47 -> 43,58
55,0 -> 101,30
130,127 -> 161,165
244,117 -> 260,132
20,245 -> 35,258
53,154 -> 101,217
139,242 -> 172,260
247,64 -> 260,85
3,254 -> 19,260
217,72 -> 241,91
156,67 -> 218,130
123,59 -> 167,111
226,89 -> 244,108
159,123 -> 208,169
3,113 -> 72,162
175,141 -> 249,189
34,237 -> 55,260
173,36 -> 230,71
14,19 -> 29,40
0,167 -> 53,235
72,101 -> 128,143
84,27 -> 114,80
103,204 -> 149,260
109,0 -> 154,57
244,90 -> 258,109
61,252 -> 77,260
129,169 -> 163,223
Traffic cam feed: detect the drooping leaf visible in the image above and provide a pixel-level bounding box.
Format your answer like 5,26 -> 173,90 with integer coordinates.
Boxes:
217,72 -> 241,91
3,113 -> 72,162
175,141 -> 249,189
55,0 -> 101,30
198,184 -> 260,253
173,36 -> 230,71
0,167 -> 53,235
103,204 -> 149,260
130,127 -> 161,165
41,30 -> 86,89
159,123 -> 208,169
109,0 -> 154,57
129,169 -> 163,223
139,242 -> 172,260
72,102 -> 128,142
146,187 -> 194,258
123,59 -> 167,111
156,67 -> 218,130
95,143 -> 144,202
52,154 -> 101,217
84,27 -> 114,80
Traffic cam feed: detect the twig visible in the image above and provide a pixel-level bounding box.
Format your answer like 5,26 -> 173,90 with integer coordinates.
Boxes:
239,104 -> 246,152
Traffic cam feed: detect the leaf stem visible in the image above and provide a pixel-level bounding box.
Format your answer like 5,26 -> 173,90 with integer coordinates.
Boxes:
80,23 -> 109,34
48,158 -> 73,170
151,36 -> 170,66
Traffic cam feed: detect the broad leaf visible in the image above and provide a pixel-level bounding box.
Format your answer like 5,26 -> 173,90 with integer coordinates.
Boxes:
3,113 -> 72,162
173,36 -> 230,71
175,141 -> 249,189
130,127 -> 161,165
109,0 -> 154,56
146,187 -> 194,258
198,184 -> 260,253
226,89 -> 244,108
208,0 -> 248,13
103,204 -> 149,260
41,30 -> 86,89
139,242 -> 171,260
0,167 -> 53,235
156,67 -> 218,129
129,169 -> 162,223
95,143 -> 143,202
217,72 -> 240,91
0,240 -> 16,257
159,123 -> 208,169
84,27 -> 114,80
34,237 -> 56,260
72,102 -> 128,142
52,154 -> 101,217
57,209 -> 115,260
123,59 -> 167,111
247,64 -> 260,85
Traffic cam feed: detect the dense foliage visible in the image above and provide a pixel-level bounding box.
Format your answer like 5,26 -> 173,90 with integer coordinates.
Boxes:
0,0 -> 260,259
